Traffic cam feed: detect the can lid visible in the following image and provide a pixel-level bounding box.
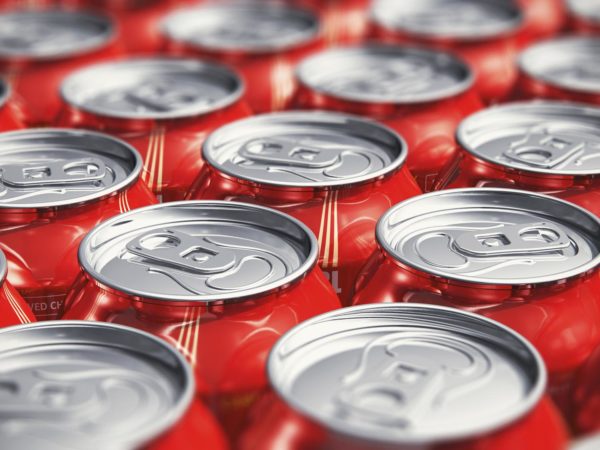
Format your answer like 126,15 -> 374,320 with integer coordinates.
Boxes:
162,3 -> 320,53
79,201 -> 318,302
297,45 -> 474,104
519,37 -> 600,95
457,101 -> 600,176
377,188 -> 600,285
61,58 -> 244,120
572,435 -> 600,450
567,0 -> 600,24
0,129 -> 142,209
269,303 -> 545,445
203,111 -> 407,188
0,11 -> 114,60
372,0 -> 522,40
0,320 -> 193,450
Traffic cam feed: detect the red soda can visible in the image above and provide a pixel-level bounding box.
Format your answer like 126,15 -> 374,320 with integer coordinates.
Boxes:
294,45 -> 483,190
516,36 -> 600,105
58,57 -> 251,202
187,111 -> 422,305
516,0 -> 566,43
0,128 -> 156,320
302,0 -> 369,45
0,78 -> 25,131
0,9 -> 121,125
161,2 -> 323,114
567,0 -> 600,35
352,188 -> 600,415
239,304 -> 568,450
435,101 -> 600,214
0,249 -> 35,327
369,0 -> 524,103
62,201 -> 341,434
0,321 -> 228,449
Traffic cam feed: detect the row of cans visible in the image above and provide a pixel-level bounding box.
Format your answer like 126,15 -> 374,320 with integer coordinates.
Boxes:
0,0 -> 600,449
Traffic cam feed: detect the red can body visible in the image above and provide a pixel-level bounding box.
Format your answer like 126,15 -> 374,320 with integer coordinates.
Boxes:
0,10 -> 122,126
57,57 -> 252,202
303,0 -> 369,46
294,45 -> 483,190
0,129 -> 157,320
161,3 -> 324,113
0,272 -> 35,328
574,342 -> 600,434
516,0 -> 566,44
238,391 -> 566,450
352,189 -> 600,416
369,0 -> 523,103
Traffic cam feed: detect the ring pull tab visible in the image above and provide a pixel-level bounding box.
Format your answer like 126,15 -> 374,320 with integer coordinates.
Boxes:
239,137 -> 339,168
454,222 -> 571,257
503,130 -> 586,168
1,158 -> 107,187
120,78 -> 210,112
126,228 -> 237,274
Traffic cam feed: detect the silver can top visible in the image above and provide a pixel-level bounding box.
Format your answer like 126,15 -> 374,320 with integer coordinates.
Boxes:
269,304 -> 545,445
519,37 -> 600,95
372,0 -> 522,40
0,321 -> 193,450
377,188 -> 600,285
0,78 -> 8,109
567,0 -> 600,24
79,201 -> 318,302
162,3 -> 320,53
0,11 -> 114,60
297,45 -> 473,104
61,58 -> 244,120
203,111 -> 407,188
0,129 -> 142,209
457,101 -> 600,175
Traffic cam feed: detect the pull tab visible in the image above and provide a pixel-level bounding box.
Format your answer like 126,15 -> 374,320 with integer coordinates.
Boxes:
503,132 -> 585,168
454,222 -> 570,257
126,229 -> 237,274
239,137 -> 339,168
1,158 -> 106,187
213,18 -> 287,42
121,79 -> 210,112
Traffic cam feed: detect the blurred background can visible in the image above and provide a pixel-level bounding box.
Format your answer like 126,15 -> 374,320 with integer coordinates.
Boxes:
0,78 -> 24,131
566,0 -> 600,35
58,57 -> 252,201
0,321 -> 229,449
62,201 -> 341,437
187,111 -> 421,305
0,129 -> 156,320
352,189 -> 600,415
239,304 -> 568,450
294,44 -> 483,190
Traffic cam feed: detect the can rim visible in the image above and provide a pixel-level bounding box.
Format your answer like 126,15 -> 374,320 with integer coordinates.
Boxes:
518,36 -> 600,95
161,3 -> 321,54
0,10 -> 115,61
375,187 -> 600,285
60,57 -> 245,121
296,44 -> 475,105
0,320 -> 195,448
456,100 -> 600,176
370,0 -> 524,41
78,200 -> 319,302
567,0 -> 600,24
267,303 -> 547,445
202,111 -> 409,189
0,128 -> 143,210
0,250 -> 7,285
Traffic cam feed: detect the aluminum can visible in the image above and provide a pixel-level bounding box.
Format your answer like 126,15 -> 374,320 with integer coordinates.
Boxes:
161,2 -> 323,114
567,0 -> 600,35
239,304 -> 568,450
435,101 -> 600,215
294,45 -> 483,190
352,188 -> 600,415
0,249 -> 35,327
516,0 -> 566,43
62,201 -> 341,435
0,9 -> 121,125
58,57 -> 251,202
0,77 -> 24,131
369,0 -> 523,103
516,36 -> 600,105
0,320 -> 228,450
301,0 -> 369,45
187,111 -> 422,305
0,128 -> 156,320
